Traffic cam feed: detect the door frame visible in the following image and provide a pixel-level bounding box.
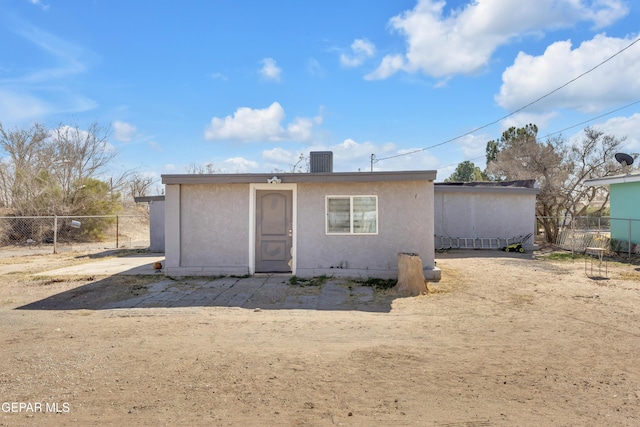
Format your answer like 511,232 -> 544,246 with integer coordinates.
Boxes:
249,183 -> 297,275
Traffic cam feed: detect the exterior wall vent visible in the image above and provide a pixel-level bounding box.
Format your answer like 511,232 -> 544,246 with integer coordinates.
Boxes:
309,151 -> 333,173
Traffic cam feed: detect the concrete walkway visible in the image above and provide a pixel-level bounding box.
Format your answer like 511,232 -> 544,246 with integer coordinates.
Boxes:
37,253 -> 166,276
100,275 -> 383,312
31,254 -> 392,312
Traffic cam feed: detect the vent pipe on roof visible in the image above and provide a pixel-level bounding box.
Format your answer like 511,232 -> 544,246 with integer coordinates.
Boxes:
309,151 -> 333,173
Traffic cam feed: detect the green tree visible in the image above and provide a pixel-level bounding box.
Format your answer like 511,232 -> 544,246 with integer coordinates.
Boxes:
72,178 -> 123,241
445,161 -> 488,182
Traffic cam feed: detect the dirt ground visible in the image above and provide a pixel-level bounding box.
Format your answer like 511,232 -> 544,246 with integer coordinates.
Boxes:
1,248 -> 639,426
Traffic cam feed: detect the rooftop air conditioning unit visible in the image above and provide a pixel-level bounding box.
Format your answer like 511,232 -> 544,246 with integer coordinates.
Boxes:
309,151 -> 333,173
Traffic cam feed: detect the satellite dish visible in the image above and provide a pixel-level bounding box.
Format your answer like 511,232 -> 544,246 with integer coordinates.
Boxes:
615,152 -> 634,167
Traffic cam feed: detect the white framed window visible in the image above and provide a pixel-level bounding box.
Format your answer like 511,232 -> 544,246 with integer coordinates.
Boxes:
326,195 -> 378,235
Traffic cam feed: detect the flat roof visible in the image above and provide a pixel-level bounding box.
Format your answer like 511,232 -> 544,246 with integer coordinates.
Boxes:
584,173 -> 640,186
435,185 -> 539,195
134,195 -> 165,203
162,170 -> 437,185
434,179 -> 539,195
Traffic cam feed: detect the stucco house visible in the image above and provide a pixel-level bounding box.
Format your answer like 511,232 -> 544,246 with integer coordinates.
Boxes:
434,180 -> 539,249
161,165 -> 440,280
585,172 -> 640,250
134,195 -> 165,252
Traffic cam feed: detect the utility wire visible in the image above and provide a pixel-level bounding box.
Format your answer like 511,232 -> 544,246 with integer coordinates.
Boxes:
375,35 -> 640,164
436,98 -> 640,171
541,99 -> 640,139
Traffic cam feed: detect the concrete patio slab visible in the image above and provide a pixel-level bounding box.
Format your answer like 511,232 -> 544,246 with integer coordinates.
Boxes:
34,254 -> 166,276
24,254 -> 394,312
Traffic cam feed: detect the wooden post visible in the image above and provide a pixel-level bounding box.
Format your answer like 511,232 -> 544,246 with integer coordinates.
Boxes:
395,252 -> 429,296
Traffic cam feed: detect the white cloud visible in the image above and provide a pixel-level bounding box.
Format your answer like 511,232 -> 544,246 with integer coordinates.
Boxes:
211,72 -> 227,80
582,113 -> 640,153
29,0 -> 49,10
164,164 -> 176,172
148,141 -> 162,152
0,88 -> 48,123
367,0 -> 628,80
204,102 -> 321,142
583,0 -> 630,29
340,38 -> 376,68
261,138 -> 441,172
219,157 -> 260,173
454,133 -> 491,160
500,112 -> 557,132
0,19 -> 97,123
52,124 -> 115,153
262,139 -> 391,172
188,157 -> 261,174
0,86 -> 96,126
113,121 -> 137,142
307,58 -> 325,78
259,58 -> 282,82
4,20 -> 94,84
332,138 -> 395,169
263,147 -> 302,166
496,34 -> 640,113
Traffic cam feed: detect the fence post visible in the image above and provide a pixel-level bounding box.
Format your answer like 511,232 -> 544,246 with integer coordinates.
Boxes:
116,215 -> 119,249
628,219 -> 632,259
53,216 -> 58,254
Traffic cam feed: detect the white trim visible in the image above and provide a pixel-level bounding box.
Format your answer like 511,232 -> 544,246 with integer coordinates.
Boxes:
584,173 -> 640,186
249,183 -> 297,275
325,195 -> 379,235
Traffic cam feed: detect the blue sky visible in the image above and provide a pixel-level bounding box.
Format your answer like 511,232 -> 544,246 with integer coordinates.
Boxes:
1,0 -> 639,188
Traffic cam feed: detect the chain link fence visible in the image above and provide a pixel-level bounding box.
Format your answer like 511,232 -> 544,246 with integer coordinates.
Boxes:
540,215 -> 640,258
0,214 -> 150,257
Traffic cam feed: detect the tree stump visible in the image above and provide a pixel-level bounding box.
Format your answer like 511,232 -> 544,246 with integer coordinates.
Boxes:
395,252 -> 428,296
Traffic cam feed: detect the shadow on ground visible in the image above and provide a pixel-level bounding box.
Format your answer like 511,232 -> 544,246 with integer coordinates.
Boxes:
17,270 -> 395,313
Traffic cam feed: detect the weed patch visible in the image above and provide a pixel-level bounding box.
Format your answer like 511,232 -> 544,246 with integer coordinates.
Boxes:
538,252 -> 591,261
351,277 -> 397,290
289,275 -> 329,287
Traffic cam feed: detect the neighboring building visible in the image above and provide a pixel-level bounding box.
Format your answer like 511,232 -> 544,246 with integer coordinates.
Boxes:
434,180 -> 539,249
161,168 -> 440,280
585,173 -> 640,249
133,196 -> 165,252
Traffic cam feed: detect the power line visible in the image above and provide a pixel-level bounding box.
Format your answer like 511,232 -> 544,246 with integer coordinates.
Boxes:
541,99 -> 640,139
436,98 -> 640,172
374,35 -> 640,165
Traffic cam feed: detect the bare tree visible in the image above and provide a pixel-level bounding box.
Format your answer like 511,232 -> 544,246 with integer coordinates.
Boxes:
0,121 -> 127,216
560,127 -> 624,218
486,125 -> 626,242
49,123 -> 117,194
128,173 -> 156,199
185,163 -> 220,174
0,123 -> 49,215
290,153 -> 309,173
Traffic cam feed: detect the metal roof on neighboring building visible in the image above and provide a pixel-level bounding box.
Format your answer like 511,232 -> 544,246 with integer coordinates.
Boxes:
435,179 -> 539,194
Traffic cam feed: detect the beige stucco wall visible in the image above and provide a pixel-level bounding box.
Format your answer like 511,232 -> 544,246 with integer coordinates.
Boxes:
434,189 -> 537,246
164,179 -> 438,279
148,200 -> 165,252
165,183 -> 251,276
296,180 -> 436,279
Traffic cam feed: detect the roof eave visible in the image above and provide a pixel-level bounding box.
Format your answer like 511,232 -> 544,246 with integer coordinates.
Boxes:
162,170 -> 437,185
584,173 -> 640,186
